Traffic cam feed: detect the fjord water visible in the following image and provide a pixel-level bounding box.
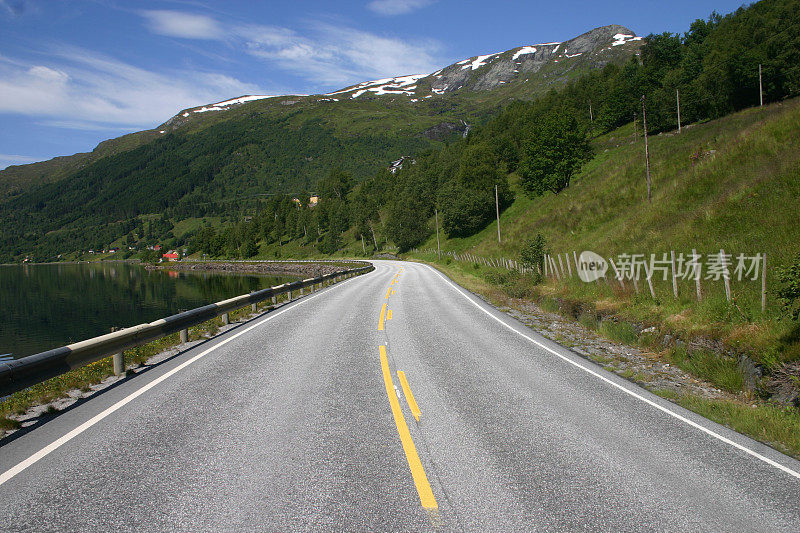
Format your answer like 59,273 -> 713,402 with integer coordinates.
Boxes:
0,262 -> 297,359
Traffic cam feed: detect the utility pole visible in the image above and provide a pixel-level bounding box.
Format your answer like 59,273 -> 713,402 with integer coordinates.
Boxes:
642,95 -> 651,203
495,185 -> 501,243
759,64 -> 763,107
434,208 -> 441,260
589,100 -> 593,123
676,88 -> 682,133
633,111 -> 637,137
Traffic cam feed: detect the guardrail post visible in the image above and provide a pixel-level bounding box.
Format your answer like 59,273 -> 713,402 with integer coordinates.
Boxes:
0,262 -> 375,398
113,352 -> 125,376
251,303 -> 258,312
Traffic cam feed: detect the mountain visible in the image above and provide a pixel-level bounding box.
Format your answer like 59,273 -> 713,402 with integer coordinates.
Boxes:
0,25 -> 642,261
1,25 -> 640,197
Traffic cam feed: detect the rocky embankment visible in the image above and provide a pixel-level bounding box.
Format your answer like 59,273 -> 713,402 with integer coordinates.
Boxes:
146,261 -> 363,278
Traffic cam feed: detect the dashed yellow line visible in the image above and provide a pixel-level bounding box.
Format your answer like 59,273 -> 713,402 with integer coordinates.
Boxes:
397,371 -> 421,421
387,309 -> 393,320
378,303 -> 387,331
391,289 -> 396,295
379,346 -> 437,509
385,288 -> 392,299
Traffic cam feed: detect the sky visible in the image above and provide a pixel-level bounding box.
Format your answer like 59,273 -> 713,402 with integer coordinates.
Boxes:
0,0 -> 749,171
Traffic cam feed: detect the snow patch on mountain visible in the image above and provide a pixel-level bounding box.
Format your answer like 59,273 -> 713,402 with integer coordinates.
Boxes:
461,53 -> 503,71
327,74 -> 426,99
612,33 -> 642,46
512,46 -> 537,60
190,95 -> 278,114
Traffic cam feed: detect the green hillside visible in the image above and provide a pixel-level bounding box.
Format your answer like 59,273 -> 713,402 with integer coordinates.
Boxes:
413,96 -> 800,356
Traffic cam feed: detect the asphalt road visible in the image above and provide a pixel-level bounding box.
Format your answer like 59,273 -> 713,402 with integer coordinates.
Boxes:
2,259 -> 800,531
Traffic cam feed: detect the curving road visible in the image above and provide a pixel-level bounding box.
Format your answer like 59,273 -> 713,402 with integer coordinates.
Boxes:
1,260 -> 800,531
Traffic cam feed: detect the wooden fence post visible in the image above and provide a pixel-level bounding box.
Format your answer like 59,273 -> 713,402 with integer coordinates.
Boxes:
762,253 -> 767,313
643,261 -> 656,299
693,248 -> 702,301
670,250 -> 678,298
721,248 -> 731,302
608,258 -> 626,289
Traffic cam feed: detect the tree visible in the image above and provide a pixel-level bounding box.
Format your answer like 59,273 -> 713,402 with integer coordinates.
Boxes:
318,229 -> 342,254
520,233 -> 547,281
777,253 -> 800,320
518,111 -> 593,196
386,194 -> 429,252
438,180 -> 494,238
241,238 -> 259,258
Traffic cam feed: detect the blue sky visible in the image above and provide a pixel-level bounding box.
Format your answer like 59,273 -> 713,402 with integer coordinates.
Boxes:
0,0 -> 749,171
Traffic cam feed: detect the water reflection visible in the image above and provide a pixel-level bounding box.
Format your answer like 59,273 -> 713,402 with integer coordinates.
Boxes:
0,263 -> 297,359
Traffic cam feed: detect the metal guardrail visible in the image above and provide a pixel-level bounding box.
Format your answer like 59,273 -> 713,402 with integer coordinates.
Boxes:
0,264 -> 373,398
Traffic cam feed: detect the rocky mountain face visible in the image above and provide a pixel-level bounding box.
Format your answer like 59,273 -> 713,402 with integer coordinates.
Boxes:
428,25 -> 641,94
169,25 -> 642,123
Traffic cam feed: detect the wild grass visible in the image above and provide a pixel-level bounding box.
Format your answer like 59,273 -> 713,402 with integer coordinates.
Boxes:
409,97 -> 800,366
667,346 -> 745,393
598,320 -> 640,345
676,396 -> 800,458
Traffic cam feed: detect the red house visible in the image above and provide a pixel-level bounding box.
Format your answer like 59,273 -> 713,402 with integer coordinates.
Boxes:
162,252 -> 179,261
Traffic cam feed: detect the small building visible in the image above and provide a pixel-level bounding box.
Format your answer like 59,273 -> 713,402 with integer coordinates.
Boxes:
308,196 -> 319,207
162,251 -> 179,261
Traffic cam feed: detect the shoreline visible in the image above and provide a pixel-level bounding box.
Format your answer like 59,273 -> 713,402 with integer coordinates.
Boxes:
145,260 -> 366,278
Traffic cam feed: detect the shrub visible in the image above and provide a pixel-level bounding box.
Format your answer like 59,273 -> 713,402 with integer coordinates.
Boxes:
520,233 -> 547,271
777,253 -> 800,320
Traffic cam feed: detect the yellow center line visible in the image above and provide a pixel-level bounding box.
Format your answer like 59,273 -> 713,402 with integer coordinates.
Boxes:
391,289 -> 396,295
379,346 -> 437,509
397,371 -> 421,422
378,303 -> 387,331
385,288 -> 392,299
387,309 -> 393,320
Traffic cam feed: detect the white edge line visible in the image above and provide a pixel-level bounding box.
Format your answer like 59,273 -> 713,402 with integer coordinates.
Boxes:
0,275 -> 361,487
421,263 -> 800,481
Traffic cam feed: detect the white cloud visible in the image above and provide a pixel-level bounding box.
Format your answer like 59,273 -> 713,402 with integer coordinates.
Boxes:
140,10 -> 224,40
0,153 -> 39,167
367,0 -> 434,16
137,10 -> 442,87
240,22 -> 442,85
0,49 -> 264,129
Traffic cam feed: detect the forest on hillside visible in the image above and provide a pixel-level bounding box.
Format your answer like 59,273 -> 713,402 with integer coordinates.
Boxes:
193,0 -> 800,260
1,0 -> 798,262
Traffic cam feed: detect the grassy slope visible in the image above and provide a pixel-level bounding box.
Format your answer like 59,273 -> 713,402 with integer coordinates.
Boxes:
410,97 -> 800,366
